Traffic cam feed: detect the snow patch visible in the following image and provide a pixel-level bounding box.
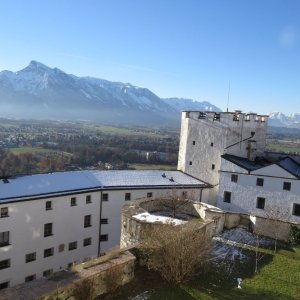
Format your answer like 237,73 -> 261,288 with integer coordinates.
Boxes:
132,212 -> 187,225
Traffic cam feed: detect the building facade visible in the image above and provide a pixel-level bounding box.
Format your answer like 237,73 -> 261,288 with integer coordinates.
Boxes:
0,170 -> 207,288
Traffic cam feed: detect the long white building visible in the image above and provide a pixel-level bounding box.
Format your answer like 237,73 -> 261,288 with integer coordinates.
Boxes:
0,170 -> 207,289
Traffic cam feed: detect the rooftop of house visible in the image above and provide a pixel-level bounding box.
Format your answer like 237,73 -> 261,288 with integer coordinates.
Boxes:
0,170 -> 208,203
222,154 -> 300,178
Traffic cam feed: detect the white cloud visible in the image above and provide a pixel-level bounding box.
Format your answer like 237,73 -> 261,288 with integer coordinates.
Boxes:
278,25 -> 297,49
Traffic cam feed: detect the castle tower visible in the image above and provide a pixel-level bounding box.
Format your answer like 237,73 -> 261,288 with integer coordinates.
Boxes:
177,111 -> 268,203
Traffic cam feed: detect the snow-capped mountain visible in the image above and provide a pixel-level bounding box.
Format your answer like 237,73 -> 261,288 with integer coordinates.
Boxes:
0,61 -> 220,126
163,98 -> 221,113
269,112 -> 300,128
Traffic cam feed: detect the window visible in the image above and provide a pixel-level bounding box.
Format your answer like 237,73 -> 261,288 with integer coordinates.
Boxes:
83,238 -> 92,247
25,274 -> 36,282
70,197 -> 77,206
0,207 -> 8,218
0,281 -> 9,290
231,174 -> 238,183
293,204 -> 300,217
100,234 -> 108,241
125,193 -> 131,201
84,215 -> 92,228
223,191 -> 231,203
44,247 -> 54,257
211,142 -> 214,147
86,195 -> 92,204
256,197 -> 265,209
45,201 -> 52,210
283,182 -> 291,191
58,244 -> 65,252
147,192 -> 153,198
0,231 -> 9,247
68,241 -> 77,251
43,269 -> 53,277
102,193 -> 109,201
0,259 -> 10,270
189,161 -> 192,165
25,252 -> 36,263
101,218 -> 108,224
44,223 -> 53,237
192,141 -> 196,145
212,164 -> 215,170
256,178 -> 264,186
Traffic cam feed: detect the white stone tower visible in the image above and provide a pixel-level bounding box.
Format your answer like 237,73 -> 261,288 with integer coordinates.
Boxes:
177,111 -> 268,204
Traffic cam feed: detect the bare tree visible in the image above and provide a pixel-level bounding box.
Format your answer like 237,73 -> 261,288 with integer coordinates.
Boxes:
153,190 -> 191,218
139,222 -> 212,285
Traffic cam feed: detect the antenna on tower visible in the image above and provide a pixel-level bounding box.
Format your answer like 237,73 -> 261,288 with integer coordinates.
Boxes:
226,80 -> 230,112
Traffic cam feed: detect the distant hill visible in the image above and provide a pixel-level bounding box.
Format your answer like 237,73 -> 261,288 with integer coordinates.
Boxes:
269,112 -> 300,129
0,61 -> 220,127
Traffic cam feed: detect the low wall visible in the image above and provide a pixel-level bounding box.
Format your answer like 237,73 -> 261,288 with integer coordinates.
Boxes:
121,199 -> 300,245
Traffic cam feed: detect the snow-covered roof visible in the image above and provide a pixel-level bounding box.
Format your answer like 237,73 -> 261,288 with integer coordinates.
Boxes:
0,170 -> 207,203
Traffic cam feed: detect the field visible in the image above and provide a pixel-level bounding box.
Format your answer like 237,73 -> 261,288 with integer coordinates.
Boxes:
113,243 -> 300,300
129,163 -> 177,170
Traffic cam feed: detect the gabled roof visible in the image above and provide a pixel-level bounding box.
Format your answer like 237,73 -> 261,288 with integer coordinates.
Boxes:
276,157 -> 300,178
222,154 -> 300,179
0,170 -> 208,203
221,154 -> 271,171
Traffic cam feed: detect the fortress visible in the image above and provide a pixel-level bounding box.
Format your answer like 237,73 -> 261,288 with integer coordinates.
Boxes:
0,110 -> 299,290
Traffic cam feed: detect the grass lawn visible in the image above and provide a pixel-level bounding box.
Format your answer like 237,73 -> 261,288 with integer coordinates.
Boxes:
129,163 -> 177,170
8,147 -> 72,157
112,247 -> 300,300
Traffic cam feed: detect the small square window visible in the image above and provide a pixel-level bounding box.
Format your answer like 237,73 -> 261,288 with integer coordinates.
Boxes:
44,248 -> 54,258
25,252 -> 36,263
283,182 -> 291,191
83,238 -> 92,247
212,164 -> 215,170
293,204 -> 300,216
0,259 -> 10,270
58,244 -> 65,252
223,191 -> 231,203
189,161 -> 192,165
43,269 -> 53,277
231,174 -> 238,183
84,215 -> 92,228
256,178 -> 264,186
0,281 -> 9,290
101,218 -> 108,224
86,195 -> 92,204
71,197 -> 77,206
211,142 -> 214,147
0,231 -> 9,247
125,193 -> 131,201
68,241 -> 77,251
100,234 -> 108,242
192,141 -> 196,145
256,197 -> 265,209
45,201 -> 52,210
0,207 -> 9,218
102,193 -> 109,201
25,274 -> 36,282
44,223 -> 53,237
147,192 -> 153,198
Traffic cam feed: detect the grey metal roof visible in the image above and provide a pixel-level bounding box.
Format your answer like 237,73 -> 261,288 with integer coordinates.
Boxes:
0,170 -> 207,203
277,157 -> 300,178
222,154 -> 300,178
222,154 -> 271,171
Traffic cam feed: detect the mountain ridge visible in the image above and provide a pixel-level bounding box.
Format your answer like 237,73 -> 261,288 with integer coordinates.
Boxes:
0,61 -> 220,126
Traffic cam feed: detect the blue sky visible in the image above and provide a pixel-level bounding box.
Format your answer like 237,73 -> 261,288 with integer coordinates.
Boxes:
0,0 -> 299,114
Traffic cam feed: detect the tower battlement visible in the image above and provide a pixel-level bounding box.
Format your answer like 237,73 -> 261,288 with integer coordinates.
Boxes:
183,111 -> 268,127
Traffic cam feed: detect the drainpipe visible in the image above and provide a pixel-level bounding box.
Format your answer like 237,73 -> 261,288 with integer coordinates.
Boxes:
97,191 -> 103,256
199,188 -> 203,202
